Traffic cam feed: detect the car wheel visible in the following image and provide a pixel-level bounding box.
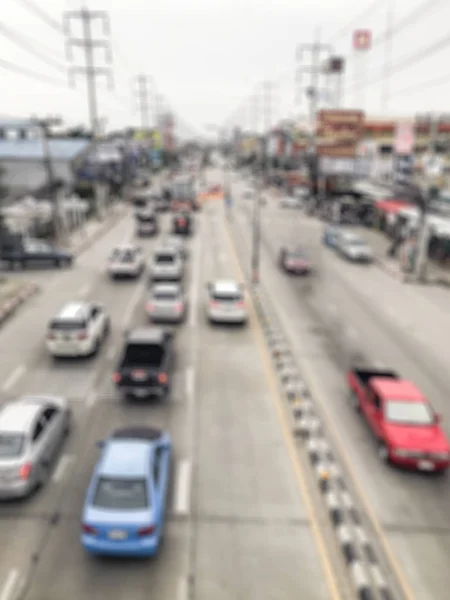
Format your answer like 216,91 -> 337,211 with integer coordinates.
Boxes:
377,441 -> 389,463
349,391 -> 360,412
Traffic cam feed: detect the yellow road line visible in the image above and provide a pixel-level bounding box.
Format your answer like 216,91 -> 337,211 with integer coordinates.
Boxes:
223,217 -> 343,600
224,208 -> 416,600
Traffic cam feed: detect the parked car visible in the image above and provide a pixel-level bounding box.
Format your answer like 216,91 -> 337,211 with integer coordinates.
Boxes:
0,238 -> 73,269
81,426 -> 172,556
336,232 -> 373,262
322,225 -> 340,248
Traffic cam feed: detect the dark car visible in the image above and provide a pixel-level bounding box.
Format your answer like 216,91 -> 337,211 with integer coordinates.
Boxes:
112,327 -> 175,399
135,211 -> 159,237
172,213 -> 193,236
0,238 -> 73,269
278,247 -> 312,275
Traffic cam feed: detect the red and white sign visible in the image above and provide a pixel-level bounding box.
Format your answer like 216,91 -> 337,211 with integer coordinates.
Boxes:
353,29 -> 372,51
394,121 -> 415,155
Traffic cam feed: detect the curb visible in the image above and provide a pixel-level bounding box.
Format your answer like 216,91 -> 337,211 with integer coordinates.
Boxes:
374,256 -> 404,282
0,282 -> 40,327
230,229 -> 399,599
72,206 -> 127,258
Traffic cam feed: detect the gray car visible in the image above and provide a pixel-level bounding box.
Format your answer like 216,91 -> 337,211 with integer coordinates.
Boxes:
148,247 -> 184,282
161,235 -> 188,260
0,396 -> 71,499
146,283 -> 187,323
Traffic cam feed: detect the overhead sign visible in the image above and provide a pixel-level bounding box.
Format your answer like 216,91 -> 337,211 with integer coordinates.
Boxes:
317,110 -> 365,158
394,121 -> 415,155
353,29 -> 372,51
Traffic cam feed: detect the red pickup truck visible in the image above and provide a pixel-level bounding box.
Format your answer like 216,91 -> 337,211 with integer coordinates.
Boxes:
347,368 -> 450,472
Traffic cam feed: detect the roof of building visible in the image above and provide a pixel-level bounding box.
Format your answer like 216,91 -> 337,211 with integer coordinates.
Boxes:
0,139 -> 90,161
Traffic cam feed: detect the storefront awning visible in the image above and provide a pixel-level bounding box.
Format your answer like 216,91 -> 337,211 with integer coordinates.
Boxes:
375,199 -> 413,214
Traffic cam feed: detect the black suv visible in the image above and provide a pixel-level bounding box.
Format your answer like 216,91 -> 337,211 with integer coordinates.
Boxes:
172,212 -> 193,236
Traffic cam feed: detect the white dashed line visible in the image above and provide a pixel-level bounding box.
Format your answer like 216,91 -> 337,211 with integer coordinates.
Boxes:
345,327 -> 358,341
0,569 -> 20,600
77,283 -> 91,298
185,366 -> 195,399
173,459 -> 192,516
52,454 -> 74,483
2,365 -> 25,392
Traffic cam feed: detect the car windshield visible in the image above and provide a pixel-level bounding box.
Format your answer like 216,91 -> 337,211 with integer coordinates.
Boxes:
111,249 -> 135,263
153,290 -> 179,300
155,254 -> 174,264
287,250 -> 307,259
124,343 -> 164,365
212,291 -> 242,301
346,238 -> 366,247
50,319 -> 86,331
0,433 -> 25,458
92,477 -> 149,509
385,400 -> 435,426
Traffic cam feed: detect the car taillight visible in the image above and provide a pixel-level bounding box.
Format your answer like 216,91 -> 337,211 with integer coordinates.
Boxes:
77,331 -> 88,340
158,372 -> 168,384
19,463 -> 32,480
236,301 -> 245,309
174,302 -> 182,311
146,303 -> 154,312
112,372 -> 121,383
82,524 -> 97,535
138,525 -> 155,536
209,300 -> 218,308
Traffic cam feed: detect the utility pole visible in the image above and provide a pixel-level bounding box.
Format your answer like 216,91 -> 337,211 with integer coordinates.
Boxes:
64,7 -> 113,218
296,29 -> 332,206
134,75 -> 152,130
32,116 -> 63,241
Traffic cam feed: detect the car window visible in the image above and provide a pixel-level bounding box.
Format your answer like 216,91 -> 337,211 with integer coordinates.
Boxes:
92,477 -> 149,509
43,407 -> 58,422
155,254 -> 175,264
287,250 -> 307,259
124,343 -> 164,365
384,400 -> 434,426
0,433 -> 25,457
153,290 -> 179,300
32,419 -> 46,442
212,290 -> 242,302
49,319 -> 87,331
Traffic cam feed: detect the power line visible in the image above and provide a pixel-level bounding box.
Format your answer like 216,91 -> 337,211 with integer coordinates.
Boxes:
328,0 -> 380,43
0,22 -> 66,73
347,30 -> 450,92
0,57 -> 66,86
393,70 -> 450,96
371,0 -> 442,50
14,0 -> 63,33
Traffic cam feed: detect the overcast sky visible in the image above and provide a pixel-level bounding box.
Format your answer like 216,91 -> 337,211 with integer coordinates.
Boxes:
1,0 -> 450,137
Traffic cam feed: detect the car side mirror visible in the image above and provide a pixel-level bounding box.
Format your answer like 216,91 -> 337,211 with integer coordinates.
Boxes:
96,440 -> 104,449
435,413 -> 442,424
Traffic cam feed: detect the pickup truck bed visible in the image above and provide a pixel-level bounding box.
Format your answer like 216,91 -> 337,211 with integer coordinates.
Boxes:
348,368 -> 399,391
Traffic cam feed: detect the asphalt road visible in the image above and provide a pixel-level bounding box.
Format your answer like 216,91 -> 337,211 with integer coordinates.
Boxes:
231,171 -> 450,600
0,196 -> 337,600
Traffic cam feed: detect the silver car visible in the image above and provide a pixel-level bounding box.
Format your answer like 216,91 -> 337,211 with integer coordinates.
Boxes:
162,236 -> 188,260
0,396 -> 71,499
149,247 -> 184,281
146,283 -> 187,323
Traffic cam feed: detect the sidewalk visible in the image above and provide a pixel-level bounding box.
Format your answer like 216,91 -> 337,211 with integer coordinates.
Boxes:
358,226 -> 450,287
0,201 -> 128,329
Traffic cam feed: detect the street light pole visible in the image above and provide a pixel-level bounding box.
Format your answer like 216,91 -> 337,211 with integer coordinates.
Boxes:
251,178 -> 262,284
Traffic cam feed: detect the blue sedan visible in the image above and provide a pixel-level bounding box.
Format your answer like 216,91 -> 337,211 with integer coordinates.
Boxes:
81,427 -> 172,557
322,225 -> 340,248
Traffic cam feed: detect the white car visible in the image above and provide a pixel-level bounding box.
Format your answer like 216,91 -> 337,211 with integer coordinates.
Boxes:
46,302 -> 110,358
206,280 -> 247,325
107,245 -> 145,278
336,232 -> 373,262
161,236 -> 188,260
149,247 -> 184,281
146,283 -> 187,323
279,196 -> 303,209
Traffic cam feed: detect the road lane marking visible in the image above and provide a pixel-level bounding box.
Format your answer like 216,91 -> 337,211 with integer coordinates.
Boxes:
52,454 -> 74,483
2,365 -> 25,392
0,570 -> 19,600
77,283 -> 91,298
122,279 -> 145,328
185,366 -> 195,399
173,459 -> 192,516
177,576 -> 189,600
223,219 -> 343,600
86,391 -> 98,409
